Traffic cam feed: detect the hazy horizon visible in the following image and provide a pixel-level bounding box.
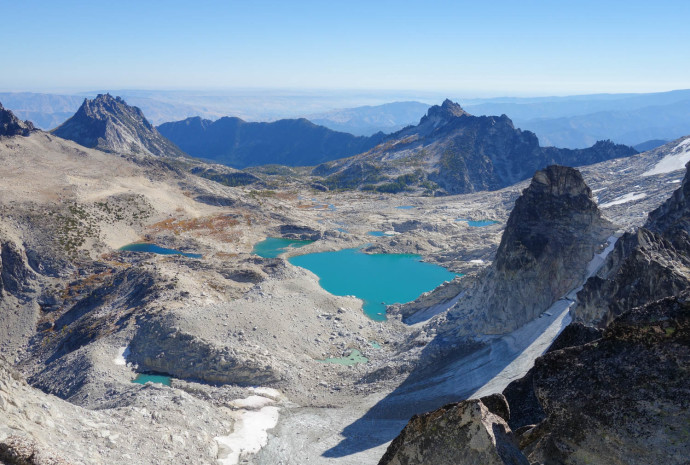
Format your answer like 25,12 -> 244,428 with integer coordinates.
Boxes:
2,0 -> 688,95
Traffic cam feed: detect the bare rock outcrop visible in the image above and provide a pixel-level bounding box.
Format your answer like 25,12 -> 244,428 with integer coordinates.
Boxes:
128,316 -> 282,385
378,396 -> 528,465
0,102 -> 36,137
522,294 -> 690,464
52,94 -> 185,157
575,162 -> 690,326
433,166 -> 613,341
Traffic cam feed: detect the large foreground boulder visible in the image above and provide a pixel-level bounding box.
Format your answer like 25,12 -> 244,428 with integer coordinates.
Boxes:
523,294 -> 690,464
379,396 -> 528,465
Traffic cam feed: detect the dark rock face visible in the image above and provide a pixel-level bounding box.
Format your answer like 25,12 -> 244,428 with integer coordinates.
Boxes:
189,166 -> 260,187
575,228 -> 690,326
157,115 -> 385,168
0,101 -> 36,137
52,94 -> 185,157
524,295 -> 690,464
575,162 -> 690,326
316,100 -> 637,195
502,324 -> 603,430
378,398 -> 529,465
278,224 -> 321,240
0,241 -> 35,296
436,166 -> 613,338
646,161 -> 690,242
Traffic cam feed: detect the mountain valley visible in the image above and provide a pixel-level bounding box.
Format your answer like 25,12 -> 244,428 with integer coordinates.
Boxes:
0,94 -> 688,465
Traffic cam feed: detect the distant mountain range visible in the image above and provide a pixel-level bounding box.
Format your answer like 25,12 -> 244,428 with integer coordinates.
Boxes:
461,89 -> 690,148
314,100 -> 637,195
307,101 -> 431,136
157,116 -> 385,168
2,89 -> 689,150
52,94 -> 185,157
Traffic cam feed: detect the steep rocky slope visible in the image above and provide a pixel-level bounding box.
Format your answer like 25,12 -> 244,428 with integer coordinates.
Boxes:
0,101 -> 36,137
314,99 -> 637,195
0,355 -> 233,465
52,94 -> 185,157
575,161 -> 690,326
382,294 -> 690,465
379,155 -> 690,465
157,115 -> 385,168
426,165 -> 613,343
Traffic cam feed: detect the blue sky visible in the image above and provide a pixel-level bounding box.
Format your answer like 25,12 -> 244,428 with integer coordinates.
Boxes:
1,0 -> 689,95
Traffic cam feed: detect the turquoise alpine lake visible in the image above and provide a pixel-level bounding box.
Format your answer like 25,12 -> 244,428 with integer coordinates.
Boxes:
252,237 -> 314,258
289,248 -> 458,321
132,374 -> 172,386
456,219 -> 499,227
367,231 -> 393,237
395,205 -> 416,210
119,243 -> 202,258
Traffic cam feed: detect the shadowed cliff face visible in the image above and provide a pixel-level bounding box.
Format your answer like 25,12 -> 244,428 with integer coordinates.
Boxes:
0,102 -> 36,137
434,165 -> 612,342
52,94 -> 185,158
496,165 -> 603,273
575,162 -> 690,327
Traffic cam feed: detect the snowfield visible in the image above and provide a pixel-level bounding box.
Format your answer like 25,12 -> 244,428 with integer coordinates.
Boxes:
599,192 -> 647,208
643,138 -> 690,176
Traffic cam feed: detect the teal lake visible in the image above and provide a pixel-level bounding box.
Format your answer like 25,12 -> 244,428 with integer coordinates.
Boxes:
456,219 -> 499,227
252,237 -> 314,258
289,248 -> 457,321
132,374 -> 171,386
119,243 -> 202,258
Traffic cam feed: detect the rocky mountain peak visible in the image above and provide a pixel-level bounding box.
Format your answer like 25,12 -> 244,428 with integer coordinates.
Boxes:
52,94 -> 185,157
0,101 -> 36,137
525,164 -> 593,202
432,165 -> 613,340
419,99 -> 469,125
496,165 -> 602,272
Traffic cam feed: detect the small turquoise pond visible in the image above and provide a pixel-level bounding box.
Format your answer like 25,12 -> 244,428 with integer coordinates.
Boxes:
319,349 -> 368,366
395,206 -> 416,210
252,237 -> 314,258
119,243 -> 202,258
289,248 -> 457,321
456,219 -> 499,227
367,231 -> 394,237
132,374 -> 171,386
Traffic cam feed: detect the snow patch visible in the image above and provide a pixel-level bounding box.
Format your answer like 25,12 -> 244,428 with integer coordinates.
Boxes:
643,138 -> 690,176
583,236 -> 619,281
228,395 -> 274,410
249,387 -> 283,401
469,259 -> 484,264
215,406 -> 280,465
599,192 -> 646,208
113,346 -> 129,366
